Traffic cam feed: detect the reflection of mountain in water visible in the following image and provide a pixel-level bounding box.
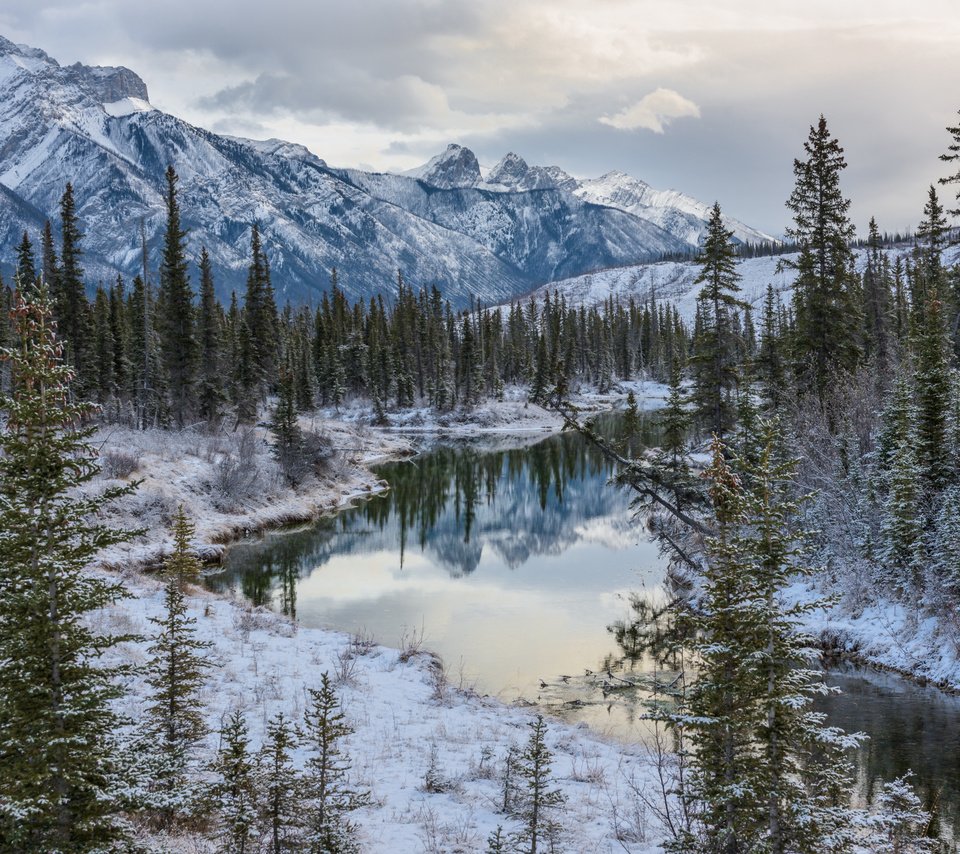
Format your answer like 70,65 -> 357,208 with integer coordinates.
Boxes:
210,413 -> 661,608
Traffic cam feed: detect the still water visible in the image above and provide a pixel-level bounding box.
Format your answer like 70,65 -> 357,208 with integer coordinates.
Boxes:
209,415 -> 960,836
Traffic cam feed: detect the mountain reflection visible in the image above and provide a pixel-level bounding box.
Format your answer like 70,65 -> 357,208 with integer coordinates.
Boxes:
209,412 -> 662,610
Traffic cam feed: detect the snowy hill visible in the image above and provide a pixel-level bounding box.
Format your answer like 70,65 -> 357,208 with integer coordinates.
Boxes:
529,243 -> 960,321
0,35 -> 771,307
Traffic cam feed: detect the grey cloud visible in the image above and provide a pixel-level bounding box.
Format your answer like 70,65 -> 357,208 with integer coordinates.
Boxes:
3,1 -> 960,234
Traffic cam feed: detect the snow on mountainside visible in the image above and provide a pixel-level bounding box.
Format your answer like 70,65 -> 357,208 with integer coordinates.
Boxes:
574,170 -> 774,247
529,242 -> 960,321
0,35 -> 772,307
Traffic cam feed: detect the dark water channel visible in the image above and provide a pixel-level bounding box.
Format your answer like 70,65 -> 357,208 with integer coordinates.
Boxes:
208,414 -> 960,839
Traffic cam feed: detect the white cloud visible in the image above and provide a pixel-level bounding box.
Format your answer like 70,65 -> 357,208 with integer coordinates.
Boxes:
599,88 -> 701,133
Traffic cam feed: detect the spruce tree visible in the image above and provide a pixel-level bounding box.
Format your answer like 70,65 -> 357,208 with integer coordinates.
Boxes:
511,715 -> 566,854
197,246 -> 225,426
272,355 -> 306,486
258,712 -> 305,853
784,116 -> 861,401
681,429 -> 860,854
158,165 -> 197,427
210,709 -> 257,854
0,283 -> 138,851
92,283 -> 115,403
690,202 -> 747,438
57,182 -> 95,397
302,672 -> 370,854
142,510 -> 212,826
15,230 -> 36,286
938,108 -> 960,216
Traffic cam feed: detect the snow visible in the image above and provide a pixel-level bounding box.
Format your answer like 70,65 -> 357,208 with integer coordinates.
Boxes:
530,243 -> 960,322
102,96 -> 154,117
89,417 -> 414,571
86,398 -> 678,851
105,569 -> 665,852
315,382 -> 668,436
0,126 -> 61,189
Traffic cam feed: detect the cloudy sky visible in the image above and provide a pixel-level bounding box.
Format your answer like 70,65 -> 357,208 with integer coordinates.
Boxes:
3,0 -> 959,235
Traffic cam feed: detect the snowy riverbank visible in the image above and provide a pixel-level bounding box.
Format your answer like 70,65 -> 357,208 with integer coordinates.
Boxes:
105,571 -> 665,852
88,389 -> 675,852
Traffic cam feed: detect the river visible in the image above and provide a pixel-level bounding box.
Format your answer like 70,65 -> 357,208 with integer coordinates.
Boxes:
208,413 -> 960,841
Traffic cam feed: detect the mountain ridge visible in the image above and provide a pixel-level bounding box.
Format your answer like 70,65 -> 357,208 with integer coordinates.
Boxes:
0,35 -> 773,307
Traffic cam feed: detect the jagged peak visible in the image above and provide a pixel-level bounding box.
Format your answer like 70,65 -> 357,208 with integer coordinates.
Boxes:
406,143 -> 481,189
487,152 -> 529,185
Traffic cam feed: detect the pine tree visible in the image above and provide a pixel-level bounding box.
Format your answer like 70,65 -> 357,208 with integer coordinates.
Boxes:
690,202 -> 747,438
197,246 -> 225,426
258,712 -> 305,853
938,108 -> 960,216
784,116 -> 862,400
57,182 -> 95,397
272,355 -> 306,486
511,715 -> 566,854
210,709 -> 258,854
158,165 -> 197,427
302,672 -> 370,854
142,511 -> 212,826
0,283 -> 139,851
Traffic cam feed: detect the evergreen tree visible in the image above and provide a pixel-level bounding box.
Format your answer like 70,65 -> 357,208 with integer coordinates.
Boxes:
784,116 -> 861,400
197,246 -> 225,426
680,429 -> 860,854
209,709 -> 257,854
243,224 -> 279,401
15,231 -> 36,286
0,283 -> 138,851
92,283 -> 115,403
258,712 -> 305,853
913,291 -> 952,493
756,285 -> 787,413
158,165 -> 197,427
511,715 -> 566,854
938,108 -> 960,216
690,202 -> 747,438
302,672 -> 370,854
142,510 -> 212,826
57,182 -> 95,397
271,355 -> 306,486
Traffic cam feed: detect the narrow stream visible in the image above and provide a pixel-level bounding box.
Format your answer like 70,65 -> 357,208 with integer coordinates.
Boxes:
208,415 -> 960,839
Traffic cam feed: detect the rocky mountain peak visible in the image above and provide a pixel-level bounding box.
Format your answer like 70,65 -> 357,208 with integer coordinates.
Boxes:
487,152 -> 529,187
66,62 -> 149,103
413,144 -> 481,189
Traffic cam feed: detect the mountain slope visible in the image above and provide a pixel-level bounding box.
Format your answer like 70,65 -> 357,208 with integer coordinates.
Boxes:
0,35 -> 771,307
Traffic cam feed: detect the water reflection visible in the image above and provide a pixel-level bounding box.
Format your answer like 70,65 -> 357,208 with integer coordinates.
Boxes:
208,413 -> 667,709
819,665 -> 960,842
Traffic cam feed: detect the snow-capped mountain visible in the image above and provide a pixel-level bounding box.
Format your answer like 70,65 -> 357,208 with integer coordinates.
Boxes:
0,36 -> 772,306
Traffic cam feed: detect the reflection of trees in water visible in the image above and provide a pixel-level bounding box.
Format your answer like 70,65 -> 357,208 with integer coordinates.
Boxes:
210,411 -> 662,603
817,670 -> 960,842
604,593 -> 960,844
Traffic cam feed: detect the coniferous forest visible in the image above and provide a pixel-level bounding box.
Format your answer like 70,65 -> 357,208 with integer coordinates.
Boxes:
3,94 -> 960,852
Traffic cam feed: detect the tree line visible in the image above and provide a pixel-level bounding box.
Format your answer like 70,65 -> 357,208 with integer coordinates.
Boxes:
3,164 -> 695,432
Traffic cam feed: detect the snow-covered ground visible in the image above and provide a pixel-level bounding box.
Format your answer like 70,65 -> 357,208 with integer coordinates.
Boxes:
88,390 -> 676,851
106,573 -> 665,852
89,417 -> 414,571
318,381 -> 669,436
789,577 -> 960,693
